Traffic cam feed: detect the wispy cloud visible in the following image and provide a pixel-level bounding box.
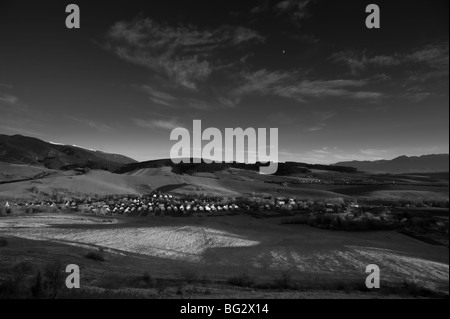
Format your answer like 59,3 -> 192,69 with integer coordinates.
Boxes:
252,0 -> 313,26
235,69 -> 383,102
332,51 -> 401,74
400,86 -> 438,102
133,118 -> 182,131
106,17 -> 264,91
0,124 -> 44,137
360,148 -> 388,157
141,85 -> 177,107
274,0 -> 312,23
332,42 -> 449,77
0,93 -> 19,105
406,43 -> 449,69
305,111 -> 336,132
66,115 -> 113,133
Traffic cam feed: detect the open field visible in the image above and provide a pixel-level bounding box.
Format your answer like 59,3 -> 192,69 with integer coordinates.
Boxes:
0,163 -> 58,183
0,164 -> 448,202
0,213 -> 448,298
0,163 -> 448,298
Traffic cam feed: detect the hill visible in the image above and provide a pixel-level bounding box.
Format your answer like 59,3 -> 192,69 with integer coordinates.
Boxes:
336,154 -> 449,174
0,134 -> 137,171
115,158 -> 358,175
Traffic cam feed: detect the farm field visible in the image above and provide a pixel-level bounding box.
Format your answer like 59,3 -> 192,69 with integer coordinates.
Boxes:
0,164 -> 448,202
0,163 -> 57,183
0,213 -> 448,298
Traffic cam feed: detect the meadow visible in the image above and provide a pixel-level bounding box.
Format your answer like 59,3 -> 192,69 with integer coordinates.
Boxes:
0,212 -> 448,298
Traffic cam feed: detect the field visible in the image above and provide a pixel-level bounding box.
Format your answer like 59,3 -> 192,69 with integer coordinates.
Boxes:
0,163 -> 448,202
0,163 -> 448,298
0,212 -> 448,298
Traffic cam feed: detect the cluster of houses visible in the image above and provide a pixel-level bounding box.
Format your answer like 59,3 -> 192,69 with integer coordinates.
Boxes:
1,193 -> 374,218
295,178 -> 383,185
2,194 -> 242,216
80,194 -> 242,216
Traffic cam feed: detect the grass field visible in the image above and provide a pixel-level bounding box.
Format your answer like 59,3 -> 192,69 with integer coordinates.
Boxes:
0,213 -> 448,298
1,164 -> 447,202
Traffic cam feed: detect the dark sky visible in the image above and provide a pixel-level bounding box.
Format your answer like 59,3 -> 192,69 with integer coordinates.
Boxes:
0,0 -> 448,163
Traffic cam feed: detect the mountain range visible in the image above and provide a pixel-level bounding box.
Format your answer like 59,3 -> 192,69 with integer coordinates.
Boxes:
0,134 -> 448,174
336,154 -> 449,174
0,134 -> 137,171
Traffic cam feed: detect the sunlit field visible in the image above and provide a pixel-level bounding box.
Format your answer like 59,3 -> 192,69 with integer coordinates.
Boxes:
1,213 -> 448,298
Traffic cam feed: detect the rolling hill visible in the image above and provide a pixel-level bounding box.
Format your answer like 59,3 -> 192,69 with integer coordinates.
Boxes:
115,158 -> 358,175
0,134 -> 137,171
336,154 -> 449,174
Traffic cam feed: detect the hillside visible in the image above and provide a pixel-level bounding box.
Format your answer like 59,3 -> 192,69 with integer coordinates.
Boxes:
0,134 -> 137,171
115,158 -> 358,175
336,154 -> 449,174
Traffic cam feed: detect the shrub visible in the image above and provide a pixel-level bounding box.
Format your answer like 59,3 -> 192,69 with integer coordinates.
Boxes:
12,261 -> 33,274
180,269 -> 198,283
0,237 -> 8,248
228,273 -> 255,288
142,272 -> 154,287
42,261 -> 65,299
0,275 -> 25,298
85,251 -> 105,262
30,261 -> 65,299
30,271 -> 43,298
273,271 -> 294,290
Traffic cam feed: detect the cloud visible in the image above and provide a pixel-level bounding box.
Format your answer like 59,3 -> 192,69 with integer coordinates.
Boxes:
66,115 -> 113,133
235,70 -> 383,102
332,42 -> 449,77
360,148 -> 388,156
0,124 -> 44,137
305,111 -> 336,132
252,0 -> 313,26
106,17 -> 264,90
331,51 -> 401,74
237,69 -> 293,95
217,97 -> 241,108
406,43 -> 449,68
0,93 -> 18,105
133,118 -> 182,131
232,27 -> 265,45
274,0 -> 312,23
275,80 -> 381,100
141,85 -> 177,107
399,86 -> 438,102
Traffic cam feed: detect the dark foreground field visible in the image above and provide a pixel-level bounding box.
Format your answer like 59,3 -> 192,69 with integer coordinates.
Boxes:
0,212 -> 448,299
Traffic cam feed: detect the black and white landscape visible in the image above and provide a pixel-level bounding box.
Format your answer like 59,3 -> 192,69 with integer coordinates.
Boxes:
0,0 -> 448,300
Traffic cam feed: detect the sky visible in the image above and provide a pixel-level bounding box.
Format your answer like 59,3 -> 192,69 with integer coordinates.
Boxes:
0,0 -> 448,164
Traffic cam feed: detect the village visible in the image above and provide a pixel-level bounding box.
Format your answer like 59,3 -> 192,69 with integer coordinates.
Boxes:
2,189 -> 448,235
1,191 -> 384,219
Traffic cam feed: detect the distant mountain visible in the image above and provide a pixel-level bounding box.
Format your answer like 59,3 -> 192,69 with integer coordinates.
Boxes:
0,134 -> 137,171
115,158 -> 358,175
336,154 -> 449,174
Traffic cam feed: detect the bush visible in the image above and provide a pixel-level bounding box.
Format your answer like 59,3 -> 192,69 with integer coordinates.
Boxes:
0,275 -> 25,298
12,261 -> 33,274
30,271 -> 43,298
273,271 -> 294,290
180,269 -> 198,283
85,251 -> 105,262
31,261 -> 65,299
142,272 -> 154,287
228,273 -> 255,288
0,237 -> 8,248
282,212 -> 398,231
